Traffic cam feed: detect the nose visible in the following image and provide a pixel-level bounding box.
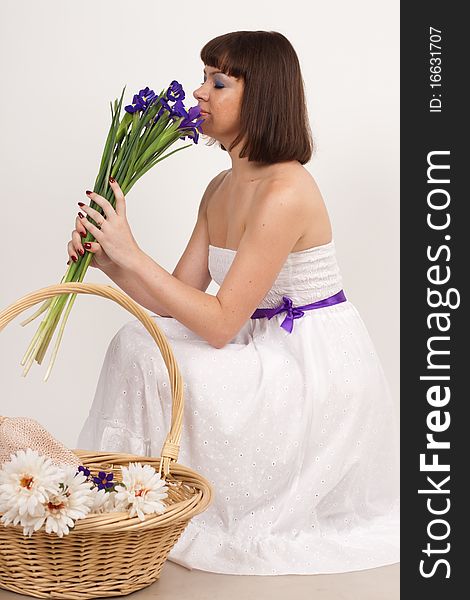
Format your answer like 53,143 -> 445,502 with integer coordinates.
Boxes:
193,81 -> 208,102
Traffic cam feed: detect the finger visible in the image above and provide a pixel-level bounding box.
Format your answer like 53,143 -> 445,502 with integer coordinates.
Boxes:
72,230 -> 85,257
75,215 -> 87,237
82,241 -> 100,253
79,213 -> 102,239
84,190 -> 116,220
67,241 -> 78,263
108,177 -> 126,217
78,203 -> 107,229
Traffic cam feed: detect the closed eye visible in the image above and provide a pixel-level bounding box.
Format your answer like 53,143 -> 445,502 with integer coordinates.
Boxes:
201,80 -> 224,89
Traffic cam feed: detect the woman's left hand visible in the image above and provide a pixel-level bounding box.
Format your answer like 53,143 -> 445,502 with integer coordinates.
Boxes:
78,178 -> 143,270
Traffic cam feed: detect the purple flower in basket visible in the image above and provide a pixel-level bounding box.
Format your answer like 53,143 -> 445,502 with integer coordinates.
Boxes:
93,471 -> 114,490
77,465 -> 90,478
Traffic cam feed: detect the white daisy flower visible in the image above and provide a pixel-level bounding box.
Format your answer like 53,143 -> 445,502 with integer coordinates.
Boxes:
41,466 -> 94,538
14,465 -> 94,538
114,462 -> 168,521
90,488 -> 119,514
90,488 -> 107,513
104,491 -> 120,512
0,448 -> 62,527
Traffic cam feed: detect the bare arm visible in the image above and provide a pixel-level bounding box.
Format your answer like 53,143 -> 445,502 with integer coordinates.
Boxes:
98,170 -> 228,318
100,262 -> 173,317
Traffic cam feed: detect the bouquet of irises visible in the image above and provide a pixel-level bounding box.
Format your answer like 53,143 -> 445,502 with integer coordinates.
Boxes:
19,82 -> 203,380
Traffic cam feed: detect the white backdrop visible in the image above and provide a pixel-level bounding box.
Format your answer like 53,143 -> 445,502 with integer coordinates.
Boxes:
0,0 -> 399,448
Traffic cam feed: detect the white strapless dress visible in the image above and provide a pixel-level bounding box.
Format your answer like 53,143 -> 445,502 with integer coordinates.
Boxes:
77,240 -> 400,575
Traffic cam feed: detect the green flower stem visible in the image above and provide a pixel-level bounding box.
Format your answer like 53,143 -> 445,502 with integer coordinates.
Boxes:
18,270 -> 69,362
131,136 -> 167,175
115,109 -> 132,145
96,103 -> 119,179
35,249 -> 95,376
21,319 -> 48,370
19,296 -> 53,328
22,306 -> 60,374
96,103 -> 119,193
112,139 -> 126,178
43,292 -> 78,382
145,110 -> 170,142
22,243 -> 92,364
126,143 -> 192,192
103,96 -> 124,191
34,295 -> 69,365
129,125 -> 183,184
24,246 -> 92,371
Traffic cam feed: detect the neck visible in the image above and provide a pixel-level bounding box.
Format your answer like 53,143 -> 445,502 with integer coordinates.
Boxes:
224,139 -> 299,183
224,140 -> 272,183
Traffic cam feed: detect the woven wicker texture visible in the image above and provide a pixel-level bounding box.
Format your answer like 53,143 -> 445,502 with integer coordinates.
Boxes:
0,282 -> 213,599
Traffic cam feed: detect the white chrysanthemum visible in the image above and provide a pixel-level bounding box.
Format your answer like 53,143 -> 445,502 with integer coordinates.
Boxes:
114,462 -> 168,521
20,465 -> 94,538
90,488 -> 107,513
0,448 -> 62,528
90,488 -> 120,514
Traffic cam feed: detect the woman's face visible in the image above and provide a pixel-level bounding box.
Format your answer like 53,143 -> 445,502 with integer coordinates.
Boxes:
193,64 -> 244,146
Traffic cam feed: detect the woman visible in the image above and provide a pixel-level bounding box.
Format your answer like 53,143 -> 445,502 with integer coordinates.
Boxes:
74,31 -> 399,575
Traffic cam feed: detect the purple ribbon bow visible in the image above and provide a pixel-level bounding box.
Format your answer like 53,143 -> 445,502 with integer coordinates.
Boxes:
251,289 -> 347,333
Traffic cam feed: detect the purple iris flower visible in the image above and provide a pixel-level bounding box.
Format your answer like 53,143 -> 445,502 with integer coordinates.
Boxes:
167,80 -> 185,101
125,86 -> 157,113
159,97 -> 175,115
139,81 -> 203,144
157,97 -> 186,119
171,99 -> 189,120
179,105 -> 204,144
93,470 -> 114,490
155,98 -> 188,126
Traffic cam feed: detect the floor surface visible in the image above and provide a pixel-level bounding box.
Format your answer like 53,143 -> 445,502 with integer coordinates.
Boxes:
0,561 -> 399,600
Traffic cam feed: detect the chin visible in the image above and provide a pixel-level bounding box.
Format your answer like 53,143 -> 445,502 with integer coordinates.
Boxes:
199,122 -> 212,136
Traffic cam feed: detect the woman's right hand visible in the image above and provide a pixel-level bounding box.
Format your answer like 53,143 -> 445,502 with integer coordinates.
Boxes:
67,214 -> 114,271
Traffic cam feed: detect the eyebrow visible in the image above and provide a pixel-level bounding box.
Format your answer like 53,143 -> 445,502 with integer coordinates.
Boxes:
203,67 -> 225,75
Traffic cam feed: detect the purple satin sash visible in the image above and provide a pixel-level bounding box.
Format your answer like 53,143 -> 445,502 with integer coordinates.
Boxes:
251,289 -> 347,334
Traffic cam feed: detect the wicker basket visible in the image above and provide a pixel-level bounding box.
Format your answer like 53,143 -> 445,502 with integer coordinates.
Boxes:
0,282 -> 213,599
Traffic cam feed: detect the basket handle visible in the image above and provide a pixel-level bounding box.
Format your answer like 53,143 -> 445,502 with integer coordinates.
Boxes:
0,282 -> 184,478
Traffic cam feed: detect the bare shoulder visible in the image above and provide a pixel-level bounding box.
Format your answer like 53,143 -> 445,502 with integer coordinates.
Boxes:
259,163 -> 323,204
252,163 -> 331,248
252,164 -> 325,222
200,168 -> 231,213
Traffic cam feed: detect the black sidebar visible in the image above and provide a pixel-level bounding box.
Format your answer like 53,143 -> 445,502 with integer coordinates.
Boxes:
401,3 -> 466,598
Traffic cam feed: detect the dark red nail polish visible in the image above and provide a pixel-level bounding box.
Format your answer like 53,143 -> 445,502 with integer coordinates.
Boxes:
78,202 -> 85,207
84,243 -> 92,249
109,176 -> 115,183
72,255 -> 78,262
86,190 -> 93,195
80,231 -> 87,238
78,248 -> 84,256
78,211 -> 84,218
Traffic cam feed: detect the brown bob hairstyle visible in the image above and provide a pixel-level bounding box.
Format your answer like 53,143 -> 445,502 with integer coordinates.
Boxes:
200,30 -> 314,165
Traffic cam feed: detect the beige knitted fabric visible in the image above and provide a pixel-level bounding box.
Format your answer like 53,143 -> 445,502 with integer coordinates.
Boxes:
0,416 -> 80,468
